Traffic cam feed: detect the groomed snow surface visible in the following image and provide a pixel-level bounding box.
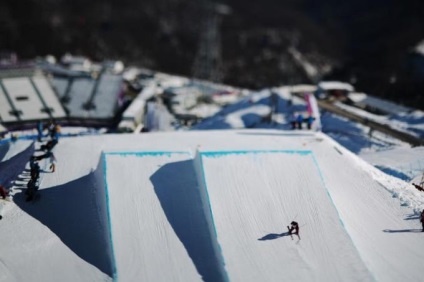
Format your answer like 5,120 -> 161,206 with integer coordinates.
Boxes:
1,130 -> 424,282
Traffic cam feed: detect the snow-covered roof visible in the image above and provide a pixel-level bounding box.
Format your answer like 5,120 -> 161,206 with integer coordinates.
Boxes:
289,84 -> 317,93
0,75 -> 66,123
363,95 -> 411,115
122,67 -> 142,81
51,73 -> 122,120
122,99 -> 145,120
61,54 -> 92,71
155,72 -> 189,88
348,92 -> 367,103
318,81 -> 354,92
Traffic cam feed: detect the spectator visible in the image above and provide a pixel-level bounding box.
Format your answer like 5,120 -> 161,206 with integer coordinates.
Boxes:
36,121 -> 44,142
421,209 -> 424,232
0,185 -> 8,199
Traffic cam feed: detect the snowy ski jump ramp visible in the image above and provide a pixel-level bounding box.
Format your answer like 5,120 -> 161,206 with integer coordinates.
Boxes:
1,129 -> 424,282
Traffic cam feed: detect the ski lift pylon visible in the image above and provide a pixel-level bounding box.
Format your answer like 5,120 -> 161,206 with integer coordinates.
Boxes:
419,172 -> 424,187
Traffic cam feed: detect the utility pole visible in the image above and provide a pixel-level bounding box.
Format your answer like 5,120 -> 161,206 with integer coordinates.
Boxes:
191,1 -> 230,82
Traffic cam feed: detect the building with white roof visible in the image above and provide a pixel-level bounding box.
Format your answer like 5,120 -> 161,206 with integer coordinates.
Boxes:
0,68 -> 66,127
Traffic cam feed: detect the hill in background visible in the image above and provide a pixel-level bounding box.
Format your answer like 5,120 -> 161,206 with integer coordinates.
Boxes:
1,0 -> 424,108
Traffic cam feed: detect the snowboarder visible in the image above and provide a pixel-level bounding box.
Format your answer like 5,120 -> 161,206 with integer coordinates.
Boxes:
40,138 -> 58,151
47,121 -> 60,140
30,156 -> 37,169
30,161 -> 40,180
0,185 -> 8,199
287,221 -> 300,239
34,151 -> 53,161
296,114 -> 304,129
306,115 -> 315,130
290,114 -> 297,129
11,133 -> 18,142
48,151 -> 56,172
421,209 -> 424,232
26,178 -> 38,201
36,121 -> 44,142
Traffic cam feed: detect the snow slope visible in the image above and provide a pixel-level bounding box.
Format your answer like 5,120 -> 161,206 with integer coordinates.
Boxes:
200,151 -> 372,281
1,130 -> 424,281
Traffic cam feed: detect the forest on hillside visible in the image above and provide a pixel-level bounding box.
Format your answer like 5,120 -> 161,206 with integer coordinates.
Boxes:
1,0 -> 423,109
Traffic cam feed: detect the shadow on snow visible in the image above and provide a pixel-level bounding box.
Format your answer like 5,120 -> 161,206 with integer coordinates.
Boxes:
14,161 -> 114,278
258,232 -> 292,241
0,142 -> 10,161
0,142 -> 34,188
404,213 -> 421,221
150,160 -> 226,282
383,229 -> 423,233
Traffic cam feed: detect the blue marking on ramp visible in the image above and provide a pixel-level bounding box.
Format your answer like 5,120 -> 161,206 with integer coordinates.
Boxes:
101,153 -> 118,281
105,151 -> 189,157
198,154 -> 230,282
201,150 -> 311,157
310,153 -> 377,281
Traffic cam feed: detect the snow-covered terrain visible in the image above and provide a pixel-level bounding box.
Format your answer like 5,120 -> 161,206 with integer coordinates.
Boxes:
193,86 -> 424,143
1,72 -> 424,282
1,128 -> 424,282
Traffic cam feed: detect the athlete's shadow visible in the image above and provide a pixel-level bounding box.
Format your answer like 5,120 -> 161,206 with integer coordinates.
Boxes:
383,229 -> 423,233
403,213 -> 420,221
258,232 -> 291,241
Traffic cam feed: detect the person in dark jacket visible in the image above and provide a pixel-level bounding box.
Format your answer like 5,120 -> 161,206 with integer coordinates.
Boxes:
47,151 -> 56,172
47,121 -> 60,140
30,161 -> 40,180
36,121 -> 44,142
306,115 -> 315,130
296,114 -> 304,129
287,221 -> 300,239
40,138 -> 58,151
421,209 -> 424,232
26,178 -> 39,201
0,185 -> 8,199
